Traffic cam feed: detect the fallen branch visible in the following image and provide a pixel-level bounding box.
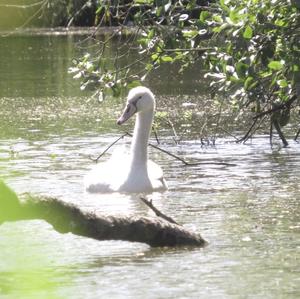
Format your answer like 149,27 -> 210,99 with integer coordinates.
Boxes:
0,183 -> 206,247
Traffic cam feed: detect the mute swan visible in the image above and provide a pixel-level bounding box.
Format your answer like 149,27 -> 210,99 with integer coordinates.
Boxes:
84,86 -> 168,193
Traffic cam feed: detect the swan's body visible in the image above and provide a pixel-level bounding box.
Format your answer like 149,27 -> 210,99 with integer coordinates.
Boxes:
84,86 -> 167,193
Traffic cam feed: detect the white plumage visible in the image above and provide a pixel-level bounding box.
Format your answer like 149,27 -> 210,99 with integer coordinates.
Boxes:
84,86 -> 168,193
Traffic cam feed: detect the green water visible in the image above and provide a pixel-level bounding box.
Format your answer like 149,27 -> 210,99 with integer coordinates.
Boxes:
0,31 -> 299,299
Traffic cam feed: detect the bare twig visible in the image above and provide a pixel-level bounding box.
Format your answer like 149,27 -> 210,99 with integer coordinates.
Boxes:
140,197 -> 179,225
165,119 -> 180,144
272,120 -> 289,147
89,132 -> 130,162
236,115 -> 267,144
270,121 -> 273,146
219,128 -> 239,141
295,128 -> 300,141
125,131 -> 235,166
152,129 -> 160,145
67,1 -> 95,27
236,117 -> 259,143
89,131 -> 235,167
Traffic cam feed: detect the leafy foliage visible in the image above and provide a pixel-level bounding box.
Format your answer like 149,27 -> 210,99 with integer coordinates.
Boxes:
71,0 -> 300,143
203,0 -> 300,111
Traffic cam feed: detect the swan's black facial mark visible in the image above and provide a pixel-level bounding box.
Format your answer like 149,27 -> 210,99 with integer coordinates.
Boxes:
117,95 -> 143,125
125,105 -> 131,114
129,95 -> 142,112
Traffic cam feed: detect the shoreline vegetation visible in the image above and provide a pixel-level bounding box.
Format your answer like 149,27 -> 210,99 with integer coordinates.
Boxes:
0,26 -> 135,36
1,0 -> 299,146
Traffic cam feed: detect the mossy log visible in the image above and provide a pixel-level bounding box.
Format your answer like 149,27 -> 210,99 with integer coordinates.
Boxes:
0,182 -> 206,247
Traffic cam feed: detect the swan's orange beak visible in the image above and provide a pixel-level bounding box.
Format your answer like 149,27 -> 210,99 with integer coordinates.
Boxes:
117,103 -> 137,125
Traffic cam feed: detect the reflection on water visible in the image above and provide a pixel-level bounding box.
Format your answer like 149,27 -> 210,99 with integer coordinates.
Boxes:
0,33 -> 299,299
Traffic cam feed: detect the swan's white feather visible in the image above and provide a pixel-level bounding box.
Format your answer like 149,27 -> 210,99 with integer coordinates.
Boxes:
84,156 -> 167,193
84,147 -> 130,193
84,86 -> 168,194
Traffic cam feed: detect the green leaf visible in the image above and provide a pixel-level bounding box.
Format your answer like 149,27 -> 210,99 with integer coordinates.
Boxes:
156,6 -> 163,17
244,76 -> 254,90
277,79 -> 288,87
229,10 -> 240,23
220,0 -> 230,12
96,6 -> 104,14
268,61 -> 284,70
229,75 -> 241,83
145,63 -> 153,71
148,29 -> 155,39
151,53 -> 159,61
260,70 -> 272,78
292,65 -> 299,72
214,15 -> 223,23
236,62 -> 248,78
213,23 -> 230,33
243,26 -> 253,39
182,30 -> 198,38
161,56 -> 173,62
199,11 -> 210,23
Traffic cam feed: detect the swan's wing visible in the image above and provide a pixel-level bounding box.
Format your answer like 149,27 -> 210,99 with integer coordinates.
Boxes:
84,161 -> 114,192
148,160 -> 164,179
148,160 -> 168,191
110,144 -> 130,160
84,148 -> 131,193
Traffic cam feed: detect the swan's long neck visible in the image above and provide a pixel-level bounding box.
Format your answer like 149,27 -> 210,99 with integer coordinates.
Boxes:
129,109 -> 153,172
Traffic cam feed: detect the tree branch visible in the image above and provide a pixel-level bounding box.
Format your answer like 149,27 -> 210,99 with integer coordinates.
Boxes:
272,119 -> 289,147
0,187 -> 206,248
126,132 -> 235,167
89,132 -> 129,162
89,132 -> 235,167
295,127 -> 300,141
253,95 -> 297,120
140,197 -> 179,225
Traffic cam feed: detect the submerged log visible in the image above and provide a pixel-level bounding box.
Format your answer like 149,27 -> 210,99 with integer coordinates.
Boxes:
0,183 -> 206,247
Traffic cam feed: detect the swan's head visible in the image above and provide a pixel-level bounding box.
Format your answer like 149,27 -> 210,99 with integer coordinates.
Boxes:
117,86 -> 155,125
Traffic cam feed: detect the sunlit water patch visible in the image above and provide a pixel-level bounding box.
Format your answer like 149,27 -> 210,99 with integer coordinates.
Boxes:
0,33 -> 299,299
0,112 -> 300,299
0,132 -> 300,298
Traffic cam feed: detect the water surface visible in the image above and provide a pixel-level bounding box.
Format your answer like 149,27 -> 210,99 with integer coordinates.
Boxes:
0,32 -> 299,299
